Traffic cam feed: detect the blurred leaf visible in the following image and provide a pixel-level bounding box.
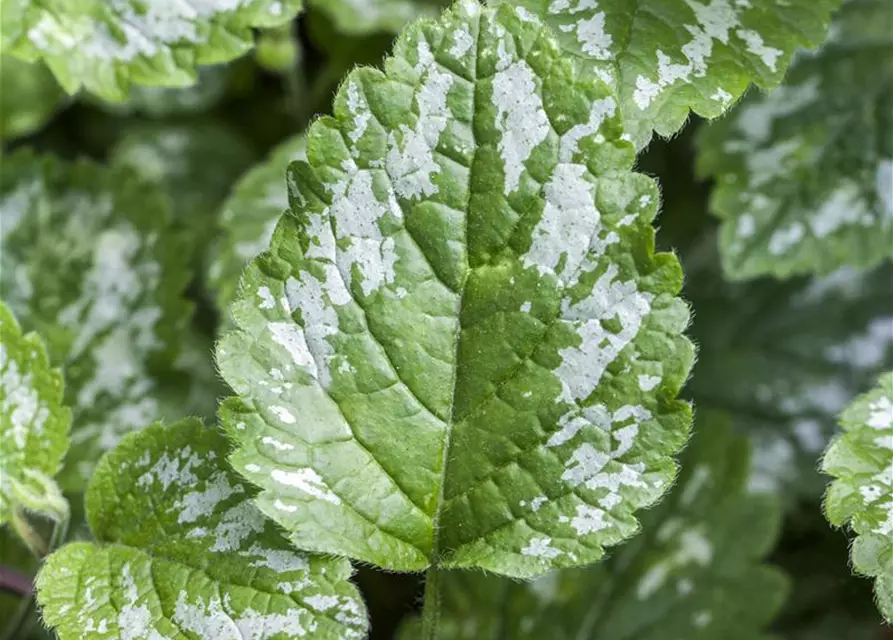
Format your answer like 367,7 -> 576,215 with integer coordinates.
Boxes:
697,0 -> 893,280
0,151 -> 192,491
1,0 -> 304,101
93,65 -> 232,117
307,0 -> 446,34
686,241 -> 893,502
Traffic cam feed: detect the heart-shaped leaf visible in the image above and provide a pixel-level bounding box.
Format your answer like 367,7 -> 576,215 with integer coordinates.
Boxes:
217,0 -> 694,578
37,419 -> 368,640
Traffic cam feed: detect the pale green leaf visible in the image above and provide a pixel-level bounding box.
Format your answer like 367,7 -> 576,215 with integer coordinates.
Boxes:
822,372 -> 893,622
687,243 -> 893,500
209,134 -> 308,315
308,0 -> 446,34
0,302 -> 71,524
0,55 -> 65,140
36,418 -> 368,640
0,151 -> 192,491
697,0 -> 893,280
217,1 -> 694,577
401,417 -> 787,639
503,0 -> 838,148
1,0 -> 304,101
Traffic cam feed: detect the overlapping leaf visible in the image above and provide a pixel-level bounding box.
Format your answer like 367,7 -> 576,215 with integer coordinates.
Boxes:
37,418 -> 368,640
308,0 -> 446,34
95,64 -> 232,117
400,417 -> 787,639
698,0 -> 893,279
822,373 -> 893,622
1,1 -> 303,101
0,55 -> 64,140
504,0 -> 838,148
0,151 -> 192,490
217,1 -> 694,577
687,245 -> 893,501
0,303 -> 70,524
209,134 -> 308,314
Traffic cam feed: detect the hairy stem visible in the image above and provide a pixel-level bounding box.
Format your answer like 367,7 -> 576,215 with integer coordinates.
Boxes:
420,565 -> 443,640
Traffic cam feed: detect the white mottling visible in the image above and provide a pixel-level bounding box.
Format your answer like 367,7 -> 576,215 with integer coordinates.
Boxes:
868,397 -> 893,430
173,591 -> 312,640
638,374 -> 661,391
262,436 -> 295,451
735,28 -> 782,71
809,182 -> 867,238
0,348 -> 50,451
711,88 -> 732,102
271,405 -> 296,424
530,495 -> 548,512
524,164 -> 602,277
177,471 -> 242,524
735,79 -> 819,143
268,321 -> 316,376
569,504 -> 608,534
245,463 -> 261,473
736,213 -> 755,239
693,610 -> 713,628
386,39 -> 453,199
449,27 -> 473,58
345,82 -> 370,148
521,536 -> 562,559
118,564 -> 170,640
559,97 -> 616,162
257,286 -> 275,310
492,59 -> 550,195
271,468 -> 341,505
571,12 -> 613,61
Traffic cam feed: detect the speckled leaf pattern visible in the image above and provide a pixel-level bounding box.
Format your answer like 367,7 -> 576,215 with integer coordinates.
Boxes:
217,1 -> 694,577
0,55 -> 65,140
308,0 -> 446,34
0,302 -> 71,524
1,0 -> 303,101
822,373 -> 893,622
209,134 -> 308,315
0,151 -> 192,491
400,418 -> 787,639
36,419 -> 368,639
698,0 -> 893,280
504,0 -> 838,148
688,250 -> 893,501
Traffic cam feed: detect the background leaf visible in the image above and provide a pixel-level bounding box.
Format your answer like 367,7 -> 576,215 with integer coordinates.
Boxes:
504,0 -> 839,148
697,0 -> 893,279
1,0 -> 305,101
0,55 -> 65,141
37,418 -> 368,640
0,151 -> 193,491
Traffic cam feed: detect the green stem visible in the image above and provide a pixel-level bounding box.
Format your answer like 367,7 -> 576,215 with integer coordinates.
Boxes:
420,565 -> 443,640
1,514 -> 69,640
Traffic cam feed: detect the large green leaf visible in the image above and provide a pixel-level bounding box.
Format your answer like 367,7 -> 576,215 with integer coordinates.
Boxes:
36,418 -> 368,639
209,134 -> 308,315
1,0 -> 303,101
503,0 -> 838,148
401,417 -> 787,639
0,302 -> 71,525
697,0 -> 893,280
822,372 -> 893,622
0,151 -> 192,491
687,243 -> 893,501
307,0 -> 446,34
0,55 -> 64,140
217,0 -> 694,577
